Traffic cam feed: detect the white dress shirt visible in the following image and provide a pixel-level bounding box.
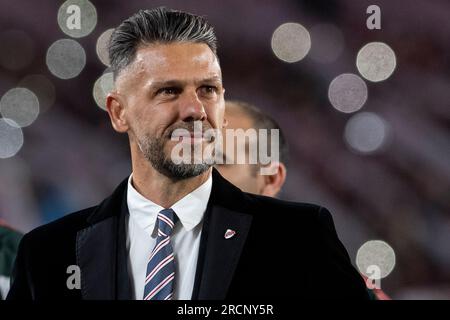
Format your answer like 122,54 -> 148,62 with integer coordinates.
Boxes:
126,173 -> 212,300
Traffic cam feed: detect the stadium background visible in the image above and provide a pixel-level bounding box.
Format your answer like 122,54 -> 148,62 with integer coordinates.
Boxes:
0,0 -> 449,299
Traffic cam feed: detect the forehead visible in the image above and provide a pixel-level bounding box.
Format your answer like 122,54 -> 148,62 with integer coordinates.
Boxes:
119,42 -> 221,86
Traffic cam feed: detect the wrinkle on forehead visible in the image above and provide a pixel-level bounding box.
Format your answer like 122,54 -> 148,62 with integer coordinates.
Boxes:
115,42 -> 221,93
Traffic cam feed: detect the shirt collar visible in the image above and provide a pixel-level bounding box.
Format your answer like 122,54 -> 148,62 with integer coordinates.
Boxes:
127,173 -> 212,233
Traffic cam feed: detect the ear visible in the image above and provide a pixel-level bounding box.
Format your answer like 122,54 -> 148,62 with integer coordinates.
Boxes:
106,92 -> 129,133
260,162 -> 287,198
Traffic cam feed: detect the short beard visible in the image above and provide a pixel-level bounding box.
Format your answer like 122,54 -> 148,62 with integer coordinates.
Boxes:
137,134 -> 211,181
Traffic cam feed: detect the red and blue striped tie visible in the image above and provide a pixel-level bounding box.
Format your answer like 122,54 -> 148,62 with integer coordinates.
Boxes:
143,208 -> 178,300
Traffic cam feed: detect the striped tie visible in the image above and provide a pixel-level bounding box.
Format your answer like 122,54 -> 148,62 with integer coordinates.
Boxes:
143,208 -> 178,300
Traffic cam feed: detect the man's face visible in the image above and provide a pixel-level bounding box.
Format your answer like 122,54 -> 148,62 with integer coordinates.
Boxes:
216,110 -> 264,194
114,42 -> 225,179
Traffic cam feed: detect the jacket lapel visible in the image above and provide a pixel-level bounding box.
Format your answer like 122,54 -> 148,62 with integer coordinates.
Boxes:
75,178 -> 132,300
193,169 -> 253,300
116,195 -> 134,300
194,206 -> 252,300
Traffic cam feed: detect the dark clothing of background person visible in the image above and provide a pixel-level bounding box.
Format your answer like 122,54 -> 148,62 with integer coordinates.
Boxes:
0,221 -> 22,300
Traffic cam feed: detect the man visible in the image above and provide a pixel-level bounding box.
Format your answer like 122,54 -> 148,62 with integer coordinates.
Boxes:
216,100 -> 288,197
0,220 -> 22,300
8,7 -> 369,300
216,100 -> 390,300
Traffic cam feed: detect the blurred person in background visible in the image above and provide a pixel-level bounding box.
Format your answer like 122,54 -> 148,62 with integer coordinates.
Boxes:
216,100 -> 391,300
0,219 -> 22,300
216,100 -> 288,198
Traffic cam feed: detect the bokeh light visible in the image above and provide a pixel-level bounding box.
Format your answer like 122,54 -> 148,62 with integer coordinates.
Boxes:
19,74 -> 56,113
93,71 -> 114,111
309,23 -> 345,63
271,22 -> 311,63
57,0 -> 97,38
344,112 -> 389,154
328,73 -> 368,113
46,39 -> 86,79
0,118 -> 24,159
357,42 -> 396,82
0,88 -> 39,127
0,30 -> 34,70
96,28 -> 114,67
356,240 -> 396,279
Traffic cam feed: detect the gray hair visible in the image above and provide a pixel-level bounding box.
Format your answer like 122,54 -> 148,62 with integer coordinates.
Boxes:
108,7 -> 218,79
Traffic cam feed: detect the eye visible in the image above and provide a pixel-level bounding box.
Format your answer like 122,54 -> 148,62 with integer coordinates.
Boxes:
199,85 -> 218,96
156,87 -> 180,96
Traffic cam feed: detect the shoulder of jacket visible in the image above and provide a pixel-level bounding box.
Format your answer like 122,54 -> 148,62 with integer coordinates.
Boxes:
23,206 -> 96,244
240,192 -> 324,221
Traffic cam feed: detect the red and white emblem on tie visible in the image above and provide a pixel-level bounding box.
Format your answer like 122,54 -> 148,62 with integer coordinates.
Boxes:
224,229 -> 236,239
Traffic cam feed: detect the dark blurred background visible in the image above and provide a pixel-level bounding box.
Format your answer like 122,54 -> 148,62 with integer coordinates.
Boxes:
0,0 -> 449,299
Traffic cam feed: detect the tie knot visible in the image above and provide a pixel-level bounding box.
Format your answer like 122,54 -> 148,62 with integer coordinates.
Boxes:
157,208 -> 178,238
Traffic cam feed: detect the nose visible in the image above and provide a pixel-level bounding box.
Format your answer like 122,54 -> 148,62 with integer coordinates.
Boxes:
178,90 -> 207,122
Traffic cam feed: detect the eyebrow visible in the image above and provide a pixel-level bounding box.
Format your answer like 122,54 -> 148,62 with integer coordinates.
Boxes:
149,76 -> 222,89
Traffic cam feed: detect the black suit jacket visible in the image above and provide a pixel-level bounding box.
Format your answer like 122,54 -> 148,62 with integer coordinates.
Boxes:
7,169 -> 369,300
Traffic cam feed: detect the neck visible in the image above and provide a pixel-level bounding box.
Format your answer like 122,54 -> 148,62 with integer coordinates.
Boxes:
130,151 -> 211,209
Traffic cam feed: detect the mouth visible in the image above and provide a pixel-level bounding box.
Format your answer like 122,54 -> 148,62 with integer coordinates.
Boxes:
171,131 -> 210,143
